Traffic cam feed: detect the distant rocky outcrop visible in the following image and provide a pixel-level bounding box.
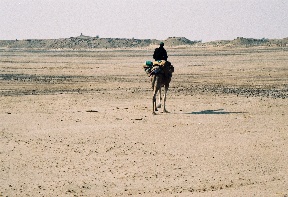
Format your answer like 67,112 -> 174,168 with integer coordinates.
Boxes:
0,34 -> 201,49
0,34 -> 287,49
205,37 -> 288,47
164,37 -> 201,46
231,37 -> 269,46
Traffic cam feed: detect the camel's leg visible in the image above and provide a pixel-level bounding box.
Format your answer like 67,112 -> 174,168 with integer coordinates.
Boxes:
151,76 -> 156,114
152,89 -> 158,115
157,87 -> 162,109
163,85 -> 169,113
152,76 -> 160,115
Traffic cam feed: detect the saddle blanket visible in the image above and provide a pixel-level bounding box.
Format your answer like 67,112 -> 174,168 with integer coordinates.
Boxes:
143,60 -> 173,76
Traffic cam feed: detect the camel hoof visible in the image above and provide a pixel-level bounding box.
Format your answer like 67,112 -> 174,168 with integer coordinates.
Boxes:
152,112 -> 157,115
163,109 -> 169,113
157,104 -> 161,108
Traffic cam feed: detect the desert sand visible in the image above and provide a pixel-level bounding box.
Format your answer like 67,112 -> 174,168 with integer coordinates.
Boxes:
0,46 -> 287,196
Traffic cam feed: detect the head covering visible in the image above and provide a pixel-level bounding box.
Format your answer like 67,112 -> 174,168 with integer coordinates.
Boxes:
160,42 -> 164,46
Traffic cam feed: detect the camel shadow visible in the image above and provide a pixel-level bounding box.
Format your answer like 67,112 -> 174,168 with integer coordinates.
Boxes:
186,109 -> 246,115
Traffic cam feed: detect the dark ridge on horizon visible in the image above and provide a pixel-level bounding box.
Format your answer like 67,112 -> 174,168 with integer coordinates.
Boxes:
0,34 -> 287,49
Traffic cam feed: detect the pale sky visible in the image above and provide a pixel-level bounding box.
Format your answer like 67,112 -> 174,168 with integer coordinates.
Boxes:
0,0 -> 287,42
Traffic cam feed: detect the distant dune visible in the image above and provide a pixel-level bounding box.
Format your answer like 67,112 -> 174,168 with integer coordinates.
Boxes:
0,34 -> 287,49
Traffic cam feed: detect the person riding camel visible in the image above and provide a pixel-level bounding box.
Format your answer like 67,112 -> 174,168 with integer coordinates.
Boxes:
153,42 -> 168,61
151,42 -> 173,80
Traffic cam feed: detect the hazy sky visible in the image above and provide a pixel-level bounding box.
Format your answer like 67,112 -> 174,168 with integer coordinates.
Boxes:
1,0 -> 287,41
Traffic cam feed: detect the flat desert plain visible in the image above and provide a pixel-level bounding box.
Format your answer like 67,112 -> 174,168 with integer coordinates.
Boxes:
0,46 -> 287,196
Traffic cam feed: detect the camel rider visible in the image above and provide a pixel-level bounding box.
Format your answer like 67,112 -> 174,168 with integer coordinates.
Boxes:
153,42 -> 168,61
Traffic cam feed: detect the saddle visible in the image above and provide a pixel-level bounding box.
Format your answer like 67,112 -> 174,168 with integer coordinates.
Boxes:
143,60 -> 174,77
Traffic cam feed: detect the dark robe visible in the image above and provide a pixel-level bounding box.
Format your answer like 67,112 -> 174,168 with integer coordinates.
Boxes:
153,46 -> 168,61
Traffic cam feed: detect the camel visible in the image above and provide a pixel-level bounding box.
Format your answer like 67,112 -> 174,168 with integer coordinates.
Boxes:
151,61 -> 174,115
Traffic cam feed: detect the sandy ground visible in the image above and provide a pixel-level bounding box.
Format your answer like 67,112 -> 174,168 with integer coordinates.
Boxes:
0,46 -> 287,196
